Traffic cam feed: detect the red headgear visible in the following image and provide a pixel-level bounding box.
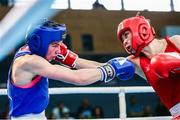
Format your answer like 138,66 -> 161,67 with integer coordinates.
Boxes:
117,15 -> 155,56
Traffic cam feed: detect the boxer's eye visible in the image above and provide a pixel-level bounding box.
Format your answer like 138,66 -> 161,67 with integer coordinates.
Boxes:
121,31 -> 129,42
124,32 -> 129,38
51,42 -> 59,47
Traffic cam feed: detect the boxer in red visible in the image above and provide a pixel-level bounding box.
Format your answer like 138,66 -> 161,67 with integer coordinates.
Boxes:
117,15 -> 180,119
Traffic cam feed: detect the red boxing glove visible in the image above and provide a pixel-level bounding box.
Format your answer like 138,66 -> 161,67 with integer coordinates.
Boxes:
151,53 -> 180,78
54,43 -> 78,68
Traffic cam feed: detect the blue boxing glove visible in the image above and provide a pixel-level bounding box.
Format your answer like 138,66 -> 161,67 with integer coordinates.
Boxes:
98,57 -> 135,82
108,57 -> 135,80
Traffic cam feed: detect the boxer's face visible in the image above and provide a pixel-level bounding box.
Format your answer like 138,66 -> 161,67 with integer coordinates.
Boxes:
45,41 -> 62,61
121,30 -> 134,54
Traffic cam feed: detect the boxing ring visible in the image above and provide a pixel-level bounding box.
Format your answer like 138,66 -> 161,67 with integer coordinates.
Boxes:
0,86 -> 171,120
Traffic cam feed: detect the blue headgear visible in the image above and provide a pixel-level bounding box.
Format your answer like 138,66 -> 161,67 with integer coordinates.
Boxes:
26,20 -> 66,57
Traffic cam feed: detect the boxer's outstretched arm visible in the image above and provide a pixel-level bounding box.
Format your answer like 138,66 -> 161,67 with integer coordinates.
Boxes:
22,55 -> 136,85
23,54 -> 102,85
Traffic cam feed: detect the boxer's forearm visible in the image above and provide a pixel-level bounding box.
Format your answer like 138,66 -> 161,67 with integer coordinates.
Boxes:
75,58 -> 105,69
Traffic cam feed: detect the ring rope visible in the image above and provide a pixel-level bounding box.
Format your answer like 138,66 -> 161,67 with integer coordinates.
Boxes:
0,86 -> 171,119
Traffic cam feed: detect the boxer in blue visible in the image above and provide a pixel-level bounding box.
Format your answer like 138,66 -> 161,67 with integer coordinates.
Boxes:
7,20 -> 135,119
